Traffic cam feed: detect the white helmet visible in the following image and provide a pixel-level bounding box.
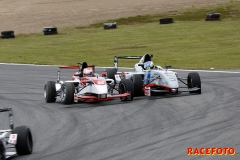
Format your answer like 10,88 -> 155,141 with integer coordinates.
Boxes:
144,61 -> 154,70
83,67 -> 93,77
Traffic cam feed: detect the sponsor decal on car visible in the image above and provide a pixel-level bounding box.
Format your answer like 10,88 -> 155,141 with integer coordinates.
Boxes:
91,78 -> 106,85
8,134 -> 17,144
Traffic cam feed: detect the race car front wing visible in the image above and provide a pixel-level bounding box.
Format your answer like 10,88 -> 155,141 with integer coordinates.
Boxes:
74,92 -> 131,102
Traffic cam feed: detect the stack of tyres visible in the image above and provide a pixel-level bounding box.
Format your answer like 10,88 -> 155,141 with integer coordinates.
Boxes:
1,31 -> 15,39
159,18 -> 174,24
206,13 -> 220,21
43,27 -> 58,35
103,22 -> 117,29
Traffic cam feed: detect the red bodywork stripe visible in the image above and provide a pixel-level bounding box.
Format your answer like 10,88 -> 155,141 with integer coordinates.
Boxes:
77,93 -> 130,101
59,65 -> 95,69
143,83 -> 177,91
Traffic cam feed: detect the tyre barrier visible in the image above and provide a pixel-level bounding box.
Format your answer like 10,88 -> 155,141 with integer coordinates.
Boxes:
1,30 -> 15,39
103,22 -> 117,29
205,13 -> 220,21
159,18 -> 174,24
43,27 -> 58,35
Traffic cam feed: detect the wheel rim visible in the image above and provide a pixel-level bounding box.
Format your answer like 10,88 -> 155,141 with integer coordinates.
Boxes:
44,85 -> 47,98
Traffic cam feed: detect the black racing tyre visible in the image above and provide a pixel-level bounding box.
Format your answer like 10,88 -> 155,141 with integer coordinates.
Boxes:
188,72 -> 201,94
1,35 -> 15,39
43,31 -> 58,35
205,13 -> 220,21
106,68 -> 117,80
43,27 -> 58,35
60,83 -> 75,104
43,27 -> 57,32
44,81 -> 56,103
1,30 -> 14,36
119,79 -> 134,101
131,74 -> 143,96
0,141 -> 6,160
159,18 -> 174,24
13,126 -> 33,155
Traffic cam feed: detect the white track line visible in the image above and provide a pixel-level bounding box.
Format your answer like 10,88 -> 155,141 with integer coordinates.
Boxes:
1,63 -> 240,74
170,69 -> 240,74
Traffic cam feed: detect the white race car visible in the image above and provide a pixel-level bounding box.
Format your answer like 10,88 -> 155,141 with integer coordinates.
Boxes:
44,62 -> 134,104
104,54 -> 201,96
0,108 -> 33,160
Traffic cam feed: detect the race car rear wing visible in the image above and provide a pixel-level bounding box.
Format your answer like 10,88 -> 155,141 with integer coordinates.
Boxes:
57,63 -> 95,82
114,54 -> 153,70
0,108 -> 14,131
114,56 -> 142,70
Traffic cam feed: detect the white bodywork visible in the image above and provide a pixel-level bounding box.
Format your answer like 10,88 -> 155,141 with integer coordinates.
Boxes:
56,77 -> 113,95
123,69 -> 179,89
144,70 -> 179,88
114,54 -> 179,89
56,74 -> 128,102
113,53 -> 201,95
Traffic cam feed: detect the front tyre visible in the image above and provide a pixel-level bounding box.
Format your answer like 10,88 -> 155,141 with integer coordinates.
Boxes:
119,79 -> 134,101
188,72 -> 201,94
0,141 -> 6,160
44,81 -> 56,103
131,74 -> 143,96
13,126 -> 33,155
60,83 -> 75,104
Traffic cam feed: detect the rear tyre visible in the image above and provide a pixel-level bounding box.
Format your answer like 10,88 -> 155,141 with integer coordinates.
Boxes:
44,81 -> 56,103
188,72 -> 201,94
106,68 -> 117,80
131,74 -> 143,96
13,126 -> 33,155
119,79 -> 134,101
60,83 -> 75,104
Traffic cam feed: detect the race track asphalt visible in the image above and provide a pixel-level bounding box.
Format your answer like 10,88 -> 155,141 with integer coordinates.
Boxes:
0,64 -> 239,160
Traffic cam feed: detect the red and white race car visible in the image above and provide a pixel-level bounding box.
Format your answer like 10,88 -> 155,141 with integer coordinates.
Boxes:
44,62 -> 134,104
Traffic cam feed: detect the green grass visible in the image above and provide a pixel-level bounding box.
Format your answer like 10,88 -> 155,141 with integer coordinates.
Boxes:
1,0 -> 240,69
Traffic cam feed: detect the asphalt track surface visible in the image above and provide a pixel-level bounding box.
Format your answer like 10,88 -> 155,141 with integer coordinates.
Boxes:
0,64 -> 239,160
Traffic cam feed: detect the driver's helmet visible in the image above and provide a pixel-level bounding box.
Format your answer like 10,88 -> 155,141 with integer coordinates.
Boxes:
144,61 -> 154,70
83,67 -> 93,77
